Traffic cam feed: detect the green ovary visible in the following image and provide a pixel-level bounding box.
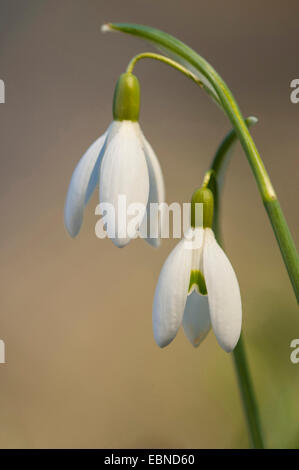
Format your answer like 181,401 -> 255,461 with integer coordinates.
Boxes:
113,72 -> 140,121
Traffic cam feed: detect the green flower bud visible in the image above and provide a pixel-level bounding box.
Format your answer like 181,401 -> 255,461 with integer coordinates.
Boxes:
191,187 -> 214,229
113,72 -> 140,121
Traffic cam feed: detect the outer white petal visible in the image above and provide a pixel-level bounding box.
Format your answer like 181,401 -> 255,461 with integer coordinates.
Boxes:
183,291 -> 211,347
153,237 -> 193,347
99,121 -> 149,247
64,132 -> 107,237
203,228 -> 242,352
139,132 -> 165,248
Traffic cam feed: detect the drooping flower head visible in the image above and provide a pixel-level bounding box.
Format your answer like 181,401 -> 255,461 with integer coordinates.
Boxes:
152,187 -> 242,352
64,72 -> 165,247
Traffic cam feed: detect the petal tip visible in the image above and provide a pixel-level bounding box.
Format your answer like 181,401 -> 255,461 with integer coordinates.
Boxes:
110,237 -> 131,248
66,229 -> 78,239
217,331 -> 241,353
154,334 -> 174,349
145,237 -> 161,248
64,216 -> 81,238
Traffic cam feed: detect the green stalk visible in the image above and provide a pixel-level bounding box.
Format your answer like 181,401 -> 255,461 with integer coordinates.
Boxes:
232,334 -> 264,448
103,23 -> 299,302
126,52 -> 221,105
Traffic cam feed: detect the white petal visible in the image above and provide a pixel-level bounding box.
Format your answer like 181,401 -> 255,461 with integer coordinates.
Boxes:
64,132 -> 107,237
153,237 -> 193,347
183,291 -> 211,347
203,228 -> 242,352
139,133 -> 165,248
99,121 -> 149,247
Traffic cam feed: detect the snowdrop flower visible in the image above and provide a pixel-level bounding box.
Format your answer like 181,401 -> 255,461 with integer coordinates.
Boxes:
64,72 -> 165,247
153,188 -> 242,352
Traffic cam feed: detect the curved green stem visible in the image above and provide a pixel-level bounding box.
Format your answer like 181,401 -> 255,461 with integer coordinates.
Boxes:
104,23 -> 299,302
126,52 -> 221,105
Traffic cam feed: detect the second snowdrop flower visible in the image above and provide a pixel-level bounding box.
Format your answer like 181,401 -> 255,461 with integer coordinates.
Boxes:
64,72 -> 165,247
153,188 -> 242,352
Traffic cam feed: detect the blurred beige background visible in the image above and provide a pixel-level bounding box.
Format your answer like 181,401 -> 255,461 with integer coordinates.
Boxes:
0,0 -> 298,448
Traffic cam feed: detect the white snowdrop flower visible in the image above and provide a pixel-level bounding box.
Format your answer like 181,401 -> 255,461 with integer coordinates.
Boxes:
64,72 -> 165,247
153,188 -> 242,352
